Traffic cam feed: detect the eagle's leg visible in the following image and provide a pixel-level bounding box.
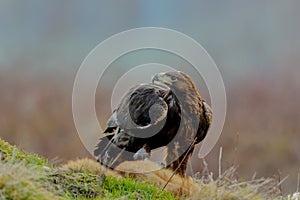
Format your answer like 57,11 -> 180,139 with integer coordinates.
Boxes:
165,143 -> 195,176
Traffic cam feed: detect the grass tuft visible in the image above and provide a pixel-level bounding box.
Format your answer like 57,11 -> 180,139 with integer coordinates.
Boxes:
0,138 -> 178,199
0,160 -> 63,200
0,138 -> 297,200
189,166 -> 282,200
0,139 -> 47,166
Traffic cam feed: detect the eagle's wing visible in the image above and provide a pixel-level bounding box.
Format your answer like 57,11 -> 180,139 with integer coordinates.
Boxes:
112,84 -> 171,137
99,83 -> 170,136
195,100 -> 212,144
94,83 -> 173,166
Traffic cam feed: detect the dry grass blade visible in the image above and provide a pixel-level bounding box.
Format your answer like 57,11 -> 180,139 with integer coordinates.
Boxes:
219,147 -> 222,180
297,173 -> 300,193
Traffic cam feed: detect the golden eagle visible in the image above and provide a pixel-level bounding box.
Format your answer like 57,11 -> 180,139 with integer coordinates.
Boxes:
94,71 -> 212,176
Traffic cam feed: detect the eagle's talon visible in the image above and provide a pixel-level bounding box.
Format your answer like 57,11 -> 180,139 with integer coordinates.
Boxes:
133,144 -> 151,161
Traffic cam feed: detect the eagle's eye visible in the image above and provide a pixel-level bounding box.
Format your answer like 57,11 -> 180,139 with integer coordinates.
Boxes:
170,76 -> 177,81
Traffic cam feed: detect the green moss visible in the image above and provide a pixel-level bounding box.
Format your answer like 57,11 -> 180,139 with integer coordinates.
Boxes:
0,139 -> 47,166
102,176 -> 178,200
49,169 -> 100,199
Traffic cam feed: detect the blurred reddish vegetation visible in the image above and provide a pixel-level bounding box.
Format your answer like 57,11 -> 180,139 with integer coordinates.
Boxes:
0,67 -> 299,194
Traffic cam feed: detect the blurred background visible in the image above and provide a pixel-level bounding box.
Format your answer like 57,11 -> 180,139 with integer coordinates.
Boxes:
0,0 -> 299,194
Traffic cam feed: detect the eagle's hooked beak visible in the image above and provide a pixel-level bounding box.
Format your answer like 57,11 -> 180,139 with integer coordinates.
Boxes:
152,73 -> 172,86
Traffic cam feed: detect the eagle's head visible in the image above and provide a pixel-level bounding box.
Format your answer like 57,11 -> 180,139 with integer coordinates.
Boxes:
152,71 -> 202,117
152,71 -> 197,95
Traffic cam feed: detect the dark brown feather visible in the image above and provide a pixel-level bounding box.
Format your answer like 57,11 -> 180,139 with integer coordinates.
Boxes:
94,71 -> 212,176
